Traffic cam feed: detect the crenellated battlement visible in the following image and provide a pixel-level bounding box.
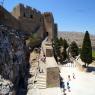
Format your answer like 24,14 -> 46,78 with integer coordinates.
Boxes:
0,4 -> 57,41
43,12 -> 53,16
12,3 -> 41,19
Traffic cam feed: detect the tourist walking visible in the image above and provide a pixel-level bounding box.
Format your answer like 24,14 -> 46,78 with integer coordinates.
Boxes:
68,75 -> 71,81
43,54 -> 46,63
73,73 -> 75,79
67,81 -> 71,92
67,86 -> 71,92
67,82 -> 69,86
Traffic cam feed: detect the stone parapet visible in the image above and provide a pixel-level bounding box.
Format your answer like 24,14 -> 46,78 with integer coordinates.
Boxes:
0,4 -> 57,41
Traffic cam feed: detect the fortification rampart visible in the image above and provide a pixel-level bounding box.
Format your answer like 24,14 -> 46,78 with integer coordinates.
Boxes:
0,4 -> 57,40
0,6 -> 19,30
43,12 -> 55,41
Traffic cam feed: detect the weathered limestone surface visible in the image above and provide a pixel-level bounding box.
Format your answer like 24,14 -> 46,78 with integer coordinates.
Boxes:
0,24 -> 28,95
0,75 -> 14,95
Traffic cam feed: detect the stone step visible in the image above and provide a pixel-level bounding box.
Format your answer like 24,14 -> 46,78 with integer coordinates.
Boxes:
28,82 -> 46,89
35,73 -> 46,89
36,86 -> 46,89
35,84 -> 46,87
36,75 -> 46,78
36,79 -> 46,83
36,74 -> 46,81
36,77 -> 46,81
36,82 -> 46,88
36,80 -> 46,84
36,84 -> 46,89
36,81 -> 46,84
36,75 -> 46,79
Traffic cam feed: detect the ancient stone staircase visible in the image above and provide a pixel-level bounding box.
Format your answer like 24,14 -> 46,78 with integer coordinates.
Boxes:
35,72 -> 46,89
28,57 -> 46,90
27,37 -> 48,93
31,37 -> 47,89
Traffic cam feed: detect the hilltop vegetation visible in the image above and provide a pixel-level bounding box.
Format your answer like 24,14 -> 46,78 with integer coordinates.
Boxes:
58,32 -> 95,49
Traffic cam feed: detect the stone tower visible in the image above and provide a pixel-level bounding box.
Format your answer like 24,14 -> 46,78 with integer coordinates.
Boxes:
43,12 -> 55,42
12,4 -> 45,39
11,3 -> 25,19
0,4 -> 57,41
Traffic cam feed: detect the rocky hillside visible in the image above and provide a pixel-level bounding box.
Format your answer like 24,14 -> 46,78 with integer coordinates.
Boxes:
0,24 -> 29,95
58,32 -> 95,49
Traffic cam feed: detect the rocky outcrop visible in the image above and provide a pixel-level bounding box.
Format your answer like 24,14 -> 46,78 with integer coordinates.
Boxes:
0,75 -> 14,95
0,24 -> 29,95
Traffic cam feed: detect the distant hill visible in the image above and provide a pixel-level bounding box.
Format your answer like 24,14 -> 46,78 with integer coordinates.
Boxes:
58,31 -> 95,50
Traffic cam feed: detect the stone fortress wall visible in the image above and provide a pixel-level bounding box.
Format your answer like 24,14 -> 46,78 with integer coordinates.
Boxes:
12,3 -> 45,39
0,5 -> 19,29
0,4 -> 57,41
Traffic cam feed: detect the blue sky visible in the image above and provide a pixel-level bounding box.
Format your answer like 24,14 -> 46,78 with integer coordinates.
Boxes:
1,0 -> 95,35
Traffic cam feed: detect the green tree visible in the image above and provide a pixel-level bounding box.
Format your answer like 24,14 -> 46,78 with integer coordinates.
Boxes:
63,39 -> 69,50
59,37 -> 63,45
53,37 -> 61,62
53,37 -> 69,64
59,38 -> 69,49
69,41 -> 79,58
80,31 -> 92,67
61,48 -> 67,61
59,38 -> 68,63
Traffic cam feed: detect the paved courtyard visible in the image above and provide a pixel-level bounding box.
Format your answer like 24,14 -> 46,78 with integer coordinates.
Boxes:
28,43 -> 95,95
30,60 -> 95,95
60,62 -> 95,95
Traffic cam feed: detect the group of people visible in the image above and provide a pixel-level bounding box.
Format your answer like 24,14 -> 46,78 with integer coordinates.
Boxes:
36,47 -> 46,74
60,73 -> 76,95
68,73 -> 75,81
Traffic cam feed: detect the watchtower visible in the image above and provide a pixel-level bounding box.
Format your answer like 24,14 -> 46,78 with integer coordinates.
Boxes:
43,12 -> 55,42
